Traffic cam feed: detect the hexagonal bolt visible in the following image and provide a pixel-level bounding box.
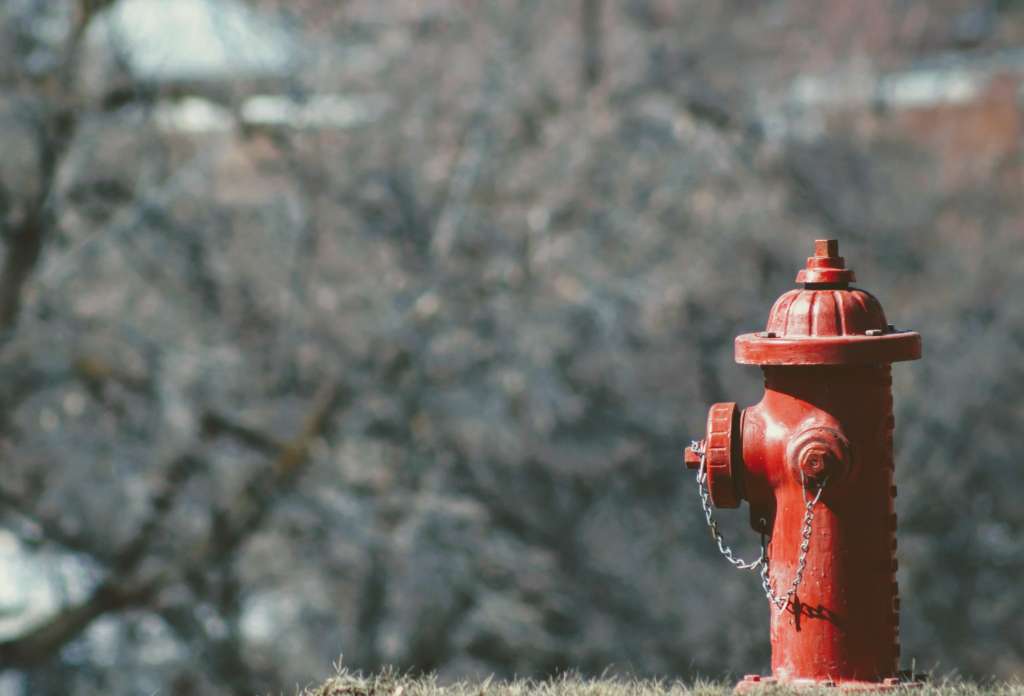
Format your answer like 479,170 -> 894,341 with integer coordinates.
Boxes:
788,427 -> 851,486
800,446 -> 835,479
814,239 -> 839,257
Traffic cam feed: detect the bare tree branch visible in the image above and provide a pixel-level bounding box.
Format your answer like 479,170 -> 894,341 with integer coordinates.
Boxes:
0,119 -> 68,332
0,0 -> 114,335
0,380 -> 344,668
580,0 -> 604,92
0,452 -> 200,667
200,410 -> 286,455
0,579 -> 153,668
196,378 -> 345,566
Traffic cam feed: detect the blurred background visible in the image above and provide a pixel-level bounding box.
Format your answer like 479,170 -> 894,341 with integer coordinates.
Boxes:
0,0 -> 1021,694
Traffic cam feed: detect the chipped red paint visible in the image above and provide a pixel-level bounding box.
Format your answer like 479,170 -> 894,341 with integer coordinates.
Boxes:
686,240 -> 921,689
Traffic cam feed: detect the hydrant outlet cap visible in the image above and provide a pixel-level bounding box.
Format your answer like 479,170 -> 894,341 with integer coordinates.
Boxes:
795,239 -> 856,285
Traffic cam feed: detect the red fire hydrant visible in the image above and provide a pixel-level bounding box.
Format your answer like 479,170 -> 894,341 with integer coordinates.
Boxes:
684,240 -> 921,689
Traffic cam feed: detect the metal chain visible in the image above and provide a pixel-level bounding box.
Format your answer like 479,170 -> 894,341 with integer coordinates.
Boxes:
760,477 -> 826,614
692,440 -> 764,571
691,440 -> 826,613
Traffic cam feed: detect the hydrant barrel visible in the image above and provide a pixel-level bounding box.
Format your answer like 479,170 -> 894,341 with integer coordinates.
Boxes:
754,365 -> 900,682
685,240 -> 921,689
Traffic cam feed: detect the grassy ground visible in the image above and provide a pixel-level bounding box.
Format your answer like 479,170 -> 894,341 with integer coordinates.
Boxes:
305,669 -> 1024,696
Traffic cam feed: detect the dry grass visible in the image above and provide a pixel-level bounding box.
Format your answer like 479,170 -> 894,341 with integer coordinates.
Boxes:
303,669 -> 1024,696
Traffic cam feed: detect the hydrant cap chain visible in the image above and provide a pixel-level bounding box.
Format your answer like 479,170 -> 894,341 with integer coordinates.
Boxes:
735,240 -> 921,366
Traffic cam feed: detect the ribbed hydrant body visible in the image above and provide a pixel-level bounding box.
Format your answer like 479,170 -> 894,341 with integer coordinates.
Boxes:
684,240 -> 921,688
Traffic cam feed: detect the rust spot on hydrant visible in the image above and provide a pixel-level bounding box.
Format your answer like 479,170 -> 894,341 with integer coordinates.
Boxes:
685,240 -> 922,690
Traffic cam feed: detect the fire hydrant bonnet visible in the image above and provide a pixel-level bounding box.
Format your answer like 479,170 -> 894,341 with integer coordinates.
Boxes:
735,240 -> 921,365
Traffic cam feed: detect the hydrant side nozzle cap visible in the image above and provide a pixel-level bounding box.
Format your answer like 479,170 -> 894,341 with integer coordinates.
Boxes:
795,239 -> 856,285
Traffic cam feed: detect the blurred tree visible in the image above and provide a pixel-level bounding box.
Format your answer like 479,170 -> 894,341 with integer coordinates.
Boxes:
0,1 -> 1021,695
